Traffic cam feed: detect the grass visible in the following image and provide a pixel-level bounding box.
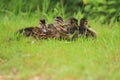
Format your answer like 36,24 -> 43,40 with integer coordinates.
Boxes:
0,13 -> 120,80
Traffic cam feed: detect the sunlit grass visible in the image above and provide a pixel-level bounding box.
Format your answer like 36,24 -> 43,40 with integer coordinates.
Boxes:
0,0 -> 120,79
0,13 -> 120,80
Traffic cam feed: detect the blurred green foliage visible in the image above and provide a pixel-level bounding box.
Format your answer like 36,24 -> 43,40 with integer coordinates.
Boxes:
84,0 -> 120,23
0,0 -> 119,23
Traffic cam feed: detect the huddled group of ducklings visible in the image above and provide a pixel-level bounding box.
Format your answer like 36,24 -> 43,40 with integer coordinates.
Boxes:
16,16 -> 97,40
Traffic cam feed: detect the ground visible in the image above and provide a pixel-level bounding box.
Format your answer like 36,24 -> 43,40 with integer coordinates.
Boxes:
0,16 -> 120,80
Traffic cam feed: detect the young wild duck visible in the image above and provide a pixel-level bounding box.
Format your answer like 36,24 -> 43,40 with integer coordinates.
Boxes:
16,19 -> 47,38
16,26 -> 36,37
52,16 -> 68,34
16,19 -> 48,39
79,17 -> 97,38
66,17 -> 79,34
32,19 -> 50,39
38,19 -> 48,33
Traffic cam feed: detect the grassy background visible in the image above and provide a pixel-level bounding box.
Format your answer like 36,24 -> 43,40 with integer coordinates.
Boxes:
0,15 -> 120,80
0,0 -> 120,80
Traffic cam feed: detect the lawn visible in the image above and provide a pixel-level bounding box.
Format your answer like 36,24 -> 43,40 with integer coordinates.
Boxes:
0,15 -> 120,80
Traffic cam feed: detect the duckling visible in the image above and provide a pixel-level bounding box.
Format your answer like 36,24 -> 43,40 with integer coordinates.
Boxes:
54,16 -> 64,25
52,16 -> 68,33
32,19 -> 49,39
79,17 -> 97,38
47,16 -> 64,29
65,18 -> 79,34
16,26 -> 36,37
38,19 -> 48,33
16,19 -> 48,39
